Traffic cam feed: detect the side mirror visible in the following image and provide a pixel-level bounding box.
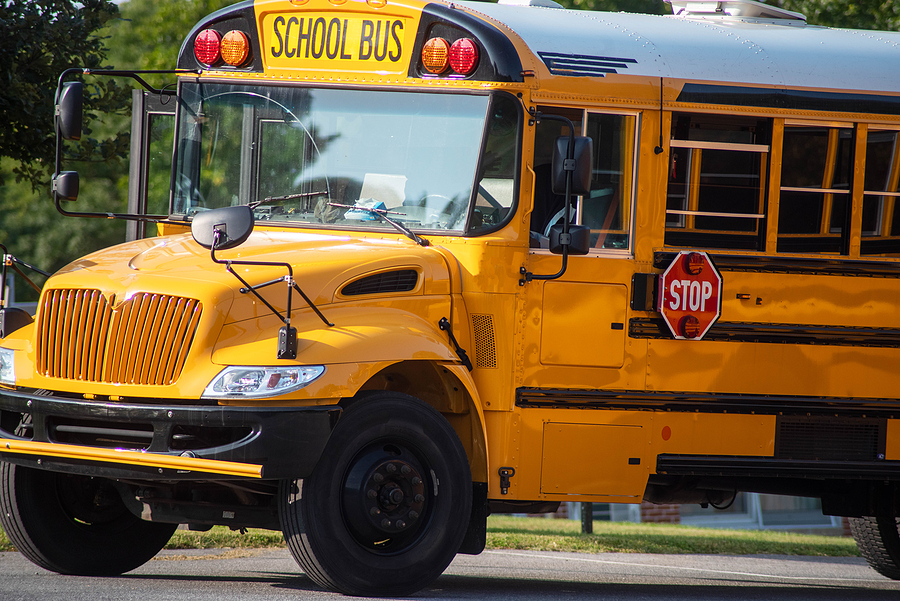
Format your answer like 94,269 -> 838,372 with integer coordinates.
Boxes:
549,224 -> 591,255
52,171 -> 80,202
191,205 -> 254,250
551,136 -> 593,196
57,81 -> 83,141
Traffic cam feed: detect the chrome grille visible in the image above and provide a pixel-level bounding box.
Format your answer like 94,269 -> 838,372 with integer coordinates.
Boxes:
37,289 -> 202,385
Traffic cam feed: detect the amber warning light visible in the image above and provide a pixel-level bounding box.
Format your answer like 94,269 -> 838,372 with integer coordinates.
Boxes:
195,29 -> 251,67
422,36 -> 479,76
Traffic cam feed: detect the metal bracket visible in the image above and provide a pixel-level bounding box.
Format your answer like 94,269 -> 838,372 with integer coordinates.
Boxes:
499,466 -> 516,495
438,317 -> 473,371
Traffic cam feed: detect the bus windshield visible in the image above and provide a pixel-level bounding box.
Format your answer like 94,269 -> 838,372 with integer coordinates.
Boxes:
172,83 -> 514,234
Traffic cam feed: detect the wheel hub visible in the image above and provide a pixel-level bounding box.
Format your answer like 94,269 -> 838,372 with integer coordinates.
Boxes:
342,446 -> 429,548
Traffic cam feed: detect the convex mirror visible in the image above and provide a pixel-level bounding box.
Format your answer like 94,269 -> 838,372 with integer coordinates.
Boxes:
191,205 -> 255,250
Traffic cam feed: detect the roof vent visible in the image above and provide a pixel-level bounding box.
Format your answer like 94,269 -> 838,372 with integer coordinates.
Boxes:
498,0 -> 564,8
667,0 -> 806,22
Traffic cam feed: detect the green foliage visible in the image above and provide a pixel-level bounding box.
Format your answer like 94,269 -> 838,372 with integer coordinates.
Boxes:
110,0 -> 235,77
486,516 -> 859,556
555,0 -> 667,14
0,0 -> 233,290
0,0 -> 121,191
553,0 -> 899,29
0,517 -> 860,556
773,0 -> 900,30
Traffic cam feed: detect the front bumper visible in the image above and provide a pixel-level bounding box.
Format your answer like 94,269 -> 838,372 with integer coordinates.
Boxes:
0,390 -> 341,480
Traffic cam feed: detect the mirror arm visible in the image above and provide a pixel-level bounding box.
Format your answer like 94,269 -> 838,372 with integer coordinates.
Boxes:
208,228 -> 333,359
520,112 -> 576,285
51,68 -> 198,223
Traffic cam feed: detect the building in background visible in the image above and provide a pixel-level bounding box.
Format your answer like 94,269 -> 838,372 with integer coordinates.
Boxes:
567,494 -> 846,534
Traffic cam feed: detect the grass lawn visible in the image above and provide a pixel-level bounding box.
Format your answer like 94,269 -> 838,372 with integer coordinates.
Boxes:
0,515 -> 860,557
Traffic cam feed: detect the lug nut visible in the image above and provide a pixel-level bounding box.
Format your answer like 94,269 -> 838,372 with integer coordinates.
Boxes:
386,463 -> 397,474
370,507 -> 380,516
367,489 -> 377,498
396,520 -> 407,529
401,464 -> 411,475
373,473 -> 384,483
414,494 -> 425,503
411,477 -> 422,486
381,518 -> 391,529
409,510 -> 419,520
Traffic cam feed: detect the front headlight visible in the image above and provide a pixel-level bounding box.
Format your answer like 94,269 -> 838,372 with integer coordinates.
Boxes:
0,347 -> 15,385
202,365 -> 325,399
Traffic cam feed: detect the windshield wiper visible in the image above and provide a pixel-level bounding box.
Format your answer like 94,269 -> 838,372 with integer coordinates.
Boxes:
249,190 -> 327,209
327,202 -> 429,247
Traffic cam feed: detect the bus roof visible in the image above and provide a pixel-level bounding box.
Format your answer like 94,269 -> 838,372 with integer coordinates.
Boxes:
457,0 -> 900,95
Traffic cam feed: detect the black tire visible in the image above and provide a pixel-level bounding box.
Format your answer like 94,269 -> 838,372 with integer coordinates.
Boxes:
279,391 -> 472,596
0,462 -> 177,575
850,516 -> 900,580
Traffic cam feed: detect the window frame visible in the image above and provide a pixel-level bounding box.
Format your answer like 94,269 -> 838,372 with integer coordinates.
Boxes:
664,113 -> 771,251
529,107 -> 640,256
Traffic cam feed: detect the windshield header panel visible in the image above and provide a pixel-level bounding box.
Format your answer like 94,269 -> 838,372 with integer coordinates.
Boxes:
172,83 -> 520,235
176,1 -> 523,84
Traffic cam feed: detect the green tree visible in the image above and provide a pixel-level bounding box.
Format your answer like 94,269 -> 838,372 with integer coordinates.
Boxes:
0,0 -> 121,192
554,0 -> 899,29
556,0 -> 667,14
0,0 -> 232,298
773,0 -> 899,30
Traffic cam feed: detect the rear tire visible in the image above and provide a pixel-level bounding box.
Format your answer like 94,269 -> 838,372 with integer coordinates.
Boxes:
850,515 -> 900,580
0,462 -> 177,575
279,391 -> 472,596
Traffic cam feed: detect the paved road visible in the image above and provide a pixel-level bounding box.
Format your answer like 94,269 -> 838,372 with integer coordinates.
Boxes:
1,547 -> 898,600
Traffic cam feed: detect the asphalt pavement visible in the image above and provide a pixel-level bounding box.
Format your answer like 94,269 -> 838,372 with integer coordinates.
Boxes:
0,547 -> 898,600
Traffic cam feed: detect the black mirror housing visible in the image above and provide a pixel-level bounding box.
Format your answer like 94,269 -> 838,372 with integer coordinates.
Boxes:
57,81 -> 83,141
551,136 -> 593,196
52,171 -> 80,202
0,308 -> 34,338
191,205 -> 254,250
549,224 -> 591,255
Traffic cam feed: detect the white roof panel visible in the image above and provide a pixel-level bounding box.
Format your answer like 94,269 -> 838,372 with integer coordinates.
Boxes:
456,1 -> 900,94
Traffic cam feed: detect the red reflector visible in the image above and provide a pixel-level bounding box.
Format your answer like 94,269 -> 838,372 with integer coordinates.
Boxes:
678,315 -> 701,339
449,38 -> 479,75
683,252 -> 704,275
195,29 -> 221,66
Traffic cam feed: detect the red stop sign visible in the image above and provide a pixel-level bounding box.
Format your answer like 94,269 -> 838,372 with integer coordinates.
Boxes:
657,251 -> 722,340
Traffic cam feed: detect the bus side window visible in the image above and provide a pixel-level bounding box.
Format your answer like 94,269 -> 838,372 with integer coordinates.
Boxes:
664,113 -> 770,251
777,125 -> 853,254
861,129 -> 900,256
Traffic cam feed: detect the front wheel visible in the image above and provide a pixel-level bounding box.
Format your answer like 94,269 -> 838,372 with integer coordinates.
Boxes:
279,391 -> 472,596
0,462 -> 177,575
850,515 -> 900,579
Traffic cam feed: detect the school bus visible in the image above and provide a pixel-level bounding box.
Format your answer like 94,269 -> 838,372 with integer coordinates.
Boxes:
2,0 -> 900,594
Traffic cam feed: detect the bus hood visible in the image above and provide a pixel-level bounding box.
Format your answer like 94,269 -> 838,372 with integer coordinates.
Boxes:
52,230 -> 453,324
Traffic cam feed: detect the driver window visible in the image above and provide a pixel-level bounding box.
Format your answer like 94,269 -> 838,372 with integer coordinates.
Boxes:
530,108 -> 634,251
469,94 -> 521,233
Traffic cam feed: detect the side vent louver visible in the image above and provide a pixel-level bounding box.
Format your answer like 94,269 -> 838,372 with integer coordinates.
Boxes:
341,270 -> 419,296
472,314 -> 497,369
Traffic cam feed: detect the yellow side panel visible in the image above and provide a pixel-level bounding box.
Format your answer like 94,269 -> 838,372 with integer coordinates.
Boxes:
540,422 -> 649,497
651,413 -> 776,458
887,419 -> 900,461
541,283 -> 626,368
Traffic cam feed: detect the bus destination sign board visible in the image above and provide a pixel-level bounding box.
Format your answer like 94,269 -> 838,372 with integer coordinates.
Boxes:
657,251 -> 722,340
